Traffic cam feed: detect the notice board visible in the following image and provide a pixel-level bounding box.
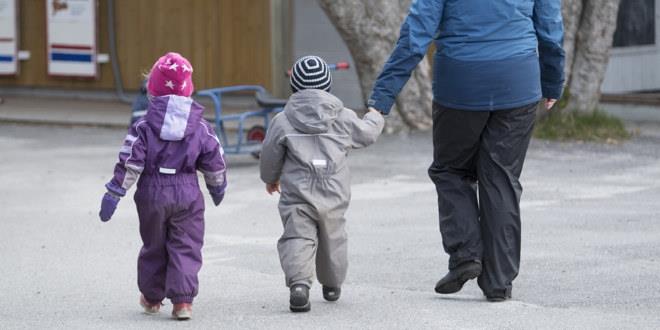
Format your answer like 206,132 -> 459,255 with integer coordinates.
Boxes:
0,0 -> 18,75
46,0 -> 97,77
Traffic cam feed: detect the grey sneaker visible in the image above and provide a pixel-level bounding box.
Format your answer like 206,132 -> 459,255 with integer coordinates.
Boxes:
289,284 -> 311,312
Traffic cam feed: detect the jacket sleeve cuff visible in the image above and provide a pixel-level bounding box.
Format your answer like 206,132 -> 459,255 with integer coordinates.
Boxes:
207,182 -> 227,196
367,96 -> 395,115
541,83 -> 563,100
105,182 -> 126,197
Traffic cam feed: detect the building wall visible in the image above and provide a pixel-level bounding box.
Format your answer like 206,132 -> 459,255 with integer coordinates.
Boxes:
601,0 -> 660,93
0,0 -> 273,91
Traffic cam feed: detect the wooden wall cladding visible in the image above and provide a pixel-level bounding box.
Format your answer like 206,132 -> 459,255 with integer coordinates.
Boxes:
0,0 -> 272,91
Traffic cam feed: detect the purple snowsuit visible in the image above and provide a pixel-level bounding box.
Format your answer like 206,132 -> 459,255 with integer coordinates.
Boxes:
106,95 -> 227,304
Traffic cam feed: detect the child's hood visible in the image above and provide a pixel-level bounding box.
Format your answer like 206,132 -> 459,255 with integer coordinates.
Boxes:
284,89 -> 343,134
144,95 -> 205,141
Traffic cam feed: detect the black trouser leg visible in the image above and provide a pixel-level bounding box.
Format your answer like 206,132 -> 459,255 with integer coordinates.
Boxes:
428,103 -> 489,270
476,102 -> 537,297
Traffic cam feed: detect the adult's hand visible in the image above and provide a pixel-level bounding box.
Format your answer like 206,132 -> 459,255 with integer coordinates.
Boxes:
368,107 -> 384,115
545,99 -> 557,110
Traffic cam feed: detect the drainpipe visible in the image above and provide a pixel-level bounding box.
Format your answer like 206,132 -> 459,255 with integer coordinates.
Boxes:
107,0 -> 132,103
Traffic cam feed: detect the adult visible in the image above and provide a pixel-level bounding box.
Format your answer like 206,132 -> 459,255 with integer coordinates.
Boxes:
368,0 -> 564,301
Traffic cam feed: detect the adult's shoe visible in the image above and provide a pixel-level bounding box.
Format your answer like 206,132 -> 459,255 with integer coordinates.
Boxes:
434,260 -> 482,294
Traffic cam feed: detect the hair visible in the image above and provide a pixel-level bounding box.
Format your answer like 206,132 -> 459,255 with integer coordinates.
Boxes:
141,69 -> 151,98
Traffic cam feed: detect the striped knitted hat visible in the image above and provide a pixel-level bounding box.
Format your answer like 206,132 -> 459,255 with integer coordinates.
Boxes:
290,55 -> 332,93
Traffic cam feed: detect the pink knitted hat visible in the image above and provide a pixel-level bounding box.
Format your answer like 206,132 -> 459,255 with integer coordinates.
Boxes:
147,52 -> 194,97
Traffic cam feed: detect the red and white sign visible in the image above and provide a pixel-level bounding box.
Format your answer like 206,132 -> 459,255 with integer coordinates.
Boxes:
46,0 -> 98,77
0,0 -> 18,75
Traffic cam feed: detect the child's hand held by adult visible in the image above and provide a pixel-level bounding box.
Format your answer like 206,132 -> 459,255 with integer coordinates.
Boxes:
368,107 -> 383,115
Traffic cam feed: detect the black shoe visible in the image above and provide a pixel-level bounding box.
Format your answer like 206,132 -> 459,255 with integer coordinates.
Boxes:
486,295 -> 511,302
289,284 -> 311,312
322,286 -> 341,302
485,289 -> 512,302
434,260 -> 482,294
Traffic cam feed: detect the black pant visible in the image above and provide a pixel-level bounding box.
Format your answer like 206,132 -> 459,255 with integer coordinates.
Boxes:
428,101 -> 537,297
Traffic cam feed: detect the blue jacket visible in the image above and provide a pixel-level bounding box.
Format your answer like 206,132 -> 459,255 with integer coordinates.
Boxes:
368,0 -> 565,113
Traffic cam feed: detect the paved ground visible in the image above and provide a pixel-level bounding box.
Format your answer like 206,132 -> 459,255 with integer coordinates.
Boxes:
0,95 -> 263,129
1,121 -> 660,329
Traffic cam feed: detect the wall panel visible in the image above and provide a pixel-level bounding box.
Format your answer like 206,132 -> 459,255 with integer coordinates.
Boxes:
0,0 -> 272,91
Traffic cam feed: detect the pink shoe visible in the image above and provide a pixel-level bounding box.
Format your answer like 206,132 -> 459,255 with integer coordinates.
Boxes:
172,303 -> 193,320
139,294 -> 161,314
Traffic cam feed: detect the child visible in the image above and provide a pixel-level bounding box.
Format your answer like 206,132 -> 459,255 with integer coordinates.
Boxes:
129,78 -> 149,125
98,52 -> 227,320
260,55 -> 384,312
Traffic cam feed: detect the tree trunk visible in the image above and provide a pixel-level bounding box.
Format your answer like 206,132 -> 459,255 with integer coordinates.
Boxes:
566,0 -> 621,113
318,0 -> 433,132
561,0 -> 585,85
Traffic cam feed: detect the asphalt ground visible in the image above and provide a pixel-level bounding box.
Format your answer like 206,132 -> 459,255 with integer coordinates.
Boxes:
1,122 -> 659,329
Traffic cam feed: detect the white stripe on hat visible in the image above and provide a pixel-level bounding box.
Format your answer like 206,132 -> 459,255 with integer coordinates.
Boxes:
293,66 -> 330,84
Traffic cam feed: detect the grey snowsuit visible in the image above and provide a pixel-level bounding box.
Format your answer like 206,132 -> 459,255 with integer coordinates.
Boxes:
260,89 -> 384,288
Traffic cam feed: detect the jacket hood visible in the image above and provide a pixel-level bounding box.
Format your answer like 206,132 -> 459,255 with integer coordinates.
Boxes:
144,95 -> 205,141
284,89 -> 343,134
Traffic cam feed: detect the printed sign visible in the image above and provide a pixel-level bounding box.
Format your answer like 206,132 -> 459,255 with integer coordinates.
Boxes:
46,0 -> 97,77
0,0 -> 18,75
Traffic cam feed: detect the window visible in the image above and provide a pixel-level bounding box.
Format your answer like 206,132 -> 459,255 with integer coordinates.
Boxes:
612,0 -> 655,47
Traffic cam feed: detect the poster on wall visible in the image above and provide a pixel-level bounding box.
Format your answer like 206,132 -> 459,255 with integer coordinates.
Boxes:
0,0 -> 18,75
46,0 -> 97,77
